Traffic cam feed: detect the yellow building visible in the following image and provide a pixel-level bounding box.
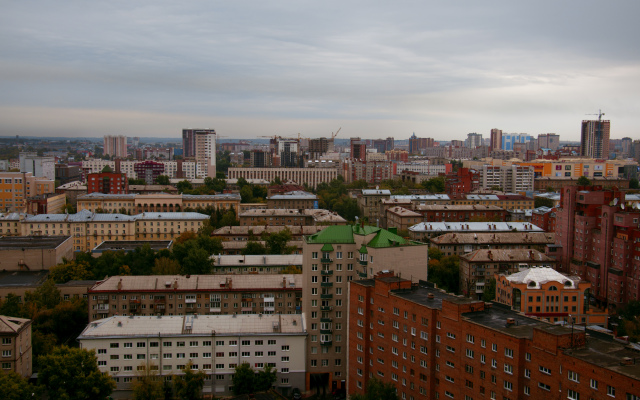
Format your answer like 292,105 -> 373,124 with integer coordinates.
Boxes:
0,172 -> 55,213
77,193 -> 241,215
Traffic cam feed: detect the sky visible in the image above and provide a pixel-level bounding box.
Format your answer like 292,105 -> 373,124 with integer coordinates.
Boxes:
1,1 -> 639,141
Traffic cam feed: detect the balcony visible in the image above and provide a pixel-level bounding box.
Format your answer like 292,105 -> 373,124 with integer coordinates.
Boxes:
321,318 -> 332,323
357,271 -> 367,278
320,270 -> 333,276
320,306 -> 333,311
321,282 -> 333,288
321,257 -> 333,264
321,294 -> 333,300
155,303 -> 166,310
320,329 -> 333,334
185,298 -> 197,304
320,340 -> 332,346
359,259 -> 368,266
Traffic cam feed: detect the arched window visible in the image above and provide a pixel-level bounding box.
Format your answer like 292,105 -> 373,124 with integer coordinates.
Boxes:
548,286 -> 558,291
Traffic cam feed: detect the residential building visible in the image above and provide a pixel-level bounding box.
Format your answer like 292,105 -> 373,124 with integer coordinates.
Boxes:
348,273 -> 640,400
55,164 -> 82,185
495,267 -> 607,325
267,191 -> 318,209
87,274 -> 302,321
357,189 -> 391,224
103,135 -> 127,158
77,193 -> 240,214
445,168 -> 480,199
212,254 -> 302,274
78,314 -> 306,396
537,133 -> 560,151
460,249 -> 553,298
0,271 -> 95,304
302,225 -> 428,392
250,150 -> 272,168
384,207 -> 422,232
26,192 -> 66,215
489,128 -> 502,151
133,161 -> 165,184
227,168 -> 338,189
415,204 -> 508,223
128,185 -> 179,195
55,181 -> 87,207
219,240 -> 304,256
389,194 -> 452,209
385,149 -> 408,162
91,240 -> 173,257
87,172 -> 128,195
82,159 -> 199,180
555,186 -> 640,308
342,159 -> 393,184
501,133 -> 534,151
0,236 -> 74,271
0,315 -> 32,378
278,139 -> 301,168
477,165 -> 534,192
19,152 -> 55,180
581,119 -> 610,159
534,176 -> 629,191
466,132 -> 483,148
393,162 -> 449,176
0,172 -> 55,213
350,137 -> 366,160
212,225 -> 324,242
531,206 -> 556,232
182,129 -> 215,159
239,209 -> 346,227
409,221 -> 543,242
450,193 -> 535,209
429,232 -> 555,257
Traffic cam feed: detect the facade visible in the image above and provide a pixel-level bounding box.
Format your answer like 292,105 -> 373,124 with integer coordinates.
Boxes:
77,193 -> 240,215
194,129 -> 217,177
385,207 -> 422,233
534,176 -> 629,191
342,159 -> 393,185
555,186 -> 640,308
495,267 -> 607,325
87,274 -> 302,321
0,315 -> 32,378
302,225 -> 428,392
133,161 -> 165,184
26,192 -> 66,215
357,189 -> 391,224
451,193 -> 535,209
0,172 -> 55,212
19,152 -> 55,180
212,254 -> 302,274
239,209 -> 346,227
227,168 -> 338,189
87,172 -> 128,195
349,274 -> 640,400
82,159 -> 199,180
393,163 -> 448,176
55,164 -> 82,185
429,232 -> 555,257
477,165 -> 534,192
531,206 -> 556,232
78,314 -> 306,396
489,128 -> 502,151
267,191 -> 318,209
581,119 -> 611,159
0,236 -> 74,271
220,240 -> 303,256
212,225 -> 323,242
537,133 -> 560,151
410,221 -> 543,242
445,168 -> 480,199
350,137 -> 367,160
103,135 -> 127,158
415,204 -> 508,223
460,249 -> 553,299
250,150 -> 272,168
466,132 -> 483,148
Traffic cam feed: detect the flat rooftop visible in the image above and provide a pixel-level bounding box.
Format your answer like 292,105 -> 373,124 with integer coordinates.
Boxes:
0,235 -> 71,250
430,232 -> 555,245
92,240 -> 173,253
212,254 -> 302,267
0,271 -> 48,287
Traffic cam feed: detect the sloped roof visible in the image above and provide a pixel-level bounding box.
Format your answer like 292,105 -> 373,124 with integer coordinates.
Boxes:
0,315 -> 30,333
505,267 -> 579,289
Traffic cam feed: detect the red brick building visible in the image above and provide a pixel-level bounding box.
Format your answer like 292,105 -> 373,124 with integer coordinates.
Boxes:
349,272 -> 640,400
415,204 -> 508,223
133,161 -> 165,184
445,168 -> 480,199
531,206 -> 556,232
555,186 -> 640,308
87,172 -> 128,194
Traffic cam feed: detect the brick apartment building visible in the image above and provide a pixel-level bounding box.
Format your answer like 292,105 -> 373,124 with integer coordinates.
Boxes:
555,186 -> 640,308
211,225 -> 324,242
0,315 -> 32,378
415,204 -> 508,223
531,206 -> 556,232
385,207 -> 422,232
348,273 -> 640,400
450,193 -> 535,209
87,171 -> 128,194
302,224 -> 428,393
429,232 -> 555,257
445,167 -> 480,199
87,274 -> 302,322
239,209 -> 346,227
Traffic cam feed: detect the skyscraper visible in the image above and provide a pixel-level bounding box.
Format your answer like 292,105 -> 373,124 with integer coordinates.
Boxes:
580,119 -> 610,159
489,128 -> 502,152
103,135 -> 127,158
465,132 -> 483,148
182,129 -> 215,159
350,137 -> 366,160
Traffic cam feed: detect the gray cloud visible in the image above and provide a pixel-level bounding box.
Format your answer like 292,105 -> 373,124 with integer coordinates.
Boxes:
1,1 -> 639,140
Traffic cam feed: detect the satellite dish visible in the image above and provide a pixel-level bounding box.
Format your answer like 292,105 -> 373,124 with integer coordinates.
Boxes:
621,203 -> 625,210
613,198 -> 619,205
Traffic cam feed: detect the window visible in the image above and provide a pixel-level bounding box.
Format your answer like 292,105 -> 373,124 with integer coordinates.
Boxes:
539,366 -> 551,375
568,371 -> 579,383
1,350 -> 11,357
590,379 -> 598,390
539,382 -> 551,391
504,364 -> 513,374
568,389 -> 580,400
466,349 -> 474,359
491,343 -> 497,352
607,386 -> 615,397
504,348 -> 513,358
466,334 -> 474,343
504,381 -> 512,391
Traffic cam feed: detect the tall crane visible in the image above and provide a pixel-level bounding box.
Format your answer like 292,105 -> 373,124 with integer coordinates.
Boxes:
586,109 -> 605,122
331,127 -> 341,139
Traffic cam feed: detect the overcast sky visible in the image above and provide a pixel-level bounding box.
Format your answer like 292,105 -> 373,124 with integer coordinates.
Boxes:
1,1 -> 639,141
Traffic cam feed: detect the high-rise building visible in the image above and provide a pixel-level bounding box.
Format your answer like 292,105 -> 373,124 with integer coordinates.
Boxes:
250,150 -> 272,168
350,137 -> 366,160
537,133 -> 560,150
103,135 -> 127,158
182,129 -> 216,161
278,139 -> 300,167
501,133 -> 534,151
302,225 -> 428,393
372,139 -> 387,154
194,130 -> 217,177
385,137 -> 395,152
489,128 -> 502,152
19,152 -> 55,180
465,132 -> 483,148
580,119 -> 610,159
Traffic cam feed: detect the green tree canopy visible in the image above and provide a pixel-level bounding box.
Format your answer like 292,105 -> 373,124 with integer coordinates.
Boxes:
173,362 -> 206,400
577,176 -> 591,186
48,260 -> 93,284
350,377 -> 399,400
38,346 -> 115,400
422,177 -> 445,193
482,278 -> 497,302
255,365 -> 277,391
264,228 -> 295,255
176,180 -> 193,192
155,175 -> 170,185
152,257 -> 182,275
0,370 -> 43,400
241,241 -> 268,255
428,255 -> 460,294
534,196 -> 555,209
132,363 -> 163,400
232,362 -> 255,395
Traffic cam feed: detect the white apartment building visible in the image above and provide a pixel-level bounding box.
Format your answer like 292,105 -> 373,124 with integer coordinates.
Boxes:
19,152 -> 55,180
82,159 -> 199,180
194,131 -> 217,178
478,164 -> 534,192
228,168 -> 338,189
78,314 -> 307,397
393,162 -> 448,175
104,135 -> 127,158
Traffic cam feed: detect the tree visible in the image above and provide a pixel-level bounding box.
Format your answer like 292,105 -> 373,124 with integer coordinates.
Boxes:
428,255 -> 460,294
577,176 -> 591,186
129,178 -> 146,185
38,346 -> 115,400
132,363 -> 164,400
232,362 -> 255,395
240,185 -> 254,203
155,175 -> 170,185
152,257 -> 182,275
255,365 -> 277,391
630,178 -> 639,190
0,293 -> 26,318
220,210 -> 239,227
173,362 -> 206,400
241,241 -> 268,255
422,177 -> 445,193
264,228 -> 295,255
534,196 -> 555,209
482,278 -> 497,302
181,247 -> 213,275
428,247 -> 443,262
0,370 -> 43,400
49,261 -> 93,284
25,279 -> 61,311
101,165 -> 113,173
350,377 -> 399,400
176,180 -> 193,193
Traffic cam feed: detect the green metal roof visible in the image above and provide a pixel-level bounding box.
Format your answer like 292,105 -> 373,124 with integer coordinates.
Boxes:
306,224 -> 423,249
366,228 -> 412,248
306,225 -> 355,244
359,245 -> 368,254
321,243 -> 334,252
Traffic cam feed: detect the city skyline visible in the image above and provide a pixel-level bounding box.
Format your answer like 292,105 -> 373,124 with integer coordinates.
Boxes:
2,1 -> 640,140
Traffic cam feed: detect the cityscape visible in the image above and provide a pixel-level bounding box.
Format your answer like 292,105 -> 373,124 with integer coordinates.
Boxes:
2,2 -> 640,400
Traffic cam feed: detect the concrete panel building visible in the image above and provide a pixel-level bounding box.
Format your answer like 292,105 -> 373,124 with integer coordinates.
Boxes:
428,232 -> 555,257
228,168 -> 338,189
103,135 -> 127,158
0,315 -> 32,378
409,221 -> 543,242
78,314 -> 307,396
0,236 -> 74,271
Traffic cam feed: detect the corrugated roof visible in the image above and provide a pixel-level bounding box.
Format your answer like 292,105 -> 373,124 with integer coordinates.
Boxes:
306,225 -> 355,244
410,222 -> 543,233
268,191 -> 317,200
430,232 -> 554,245
78,314 -> 305,338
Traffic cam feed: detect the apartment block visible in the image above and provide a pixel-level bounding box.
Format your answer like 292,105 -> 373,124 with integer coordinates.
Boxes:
445,168 -> 480,199
228,168 -> 337,189
342,159 -> 393,185
460,249 -> 553,299
450,193 -> 534,210
87,172 -> 128,195
409,222 -> 543,242
88,274 -> 302,321
357,189 -> 392,224
82,159 -> 199,180
348,274 -> 640,400
211,225 -> 324,242
78,314 -> 306,396
581,119 -> 610,159
103,135 -> 127,158
0,236 -> 74,271
0,172 -> 55,213
555,186 -> 640,308
495,267 -> 607,326
26,192 -> 66,215
212,254 -> 302,274
239,209 -> 346,227
415,204 -> 508,223
429,232 -> 555,257
0,315 -> 32,378
477,165 -> 534,192
19,152 -> 55,180
385,207 -> 422,232
77,193 -> 240,214
302,225 -> 428,392
267,191 -> 318,209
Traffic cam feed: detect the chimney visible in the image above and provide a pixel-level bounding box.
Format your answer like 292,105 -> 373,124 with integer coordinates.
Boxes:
506,318 -> 516,326
117,279 -> 122,291
427,293 -> 435,300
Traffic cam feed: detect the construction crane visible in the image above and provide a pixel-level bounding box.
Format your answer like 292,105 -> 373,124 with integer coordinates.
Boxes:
331,127 -> 341,139
586,109 -> 605,122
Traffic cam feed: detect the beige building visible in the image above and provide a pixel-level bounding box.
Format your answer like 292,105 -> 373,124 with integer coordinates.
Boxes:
88,274 -> 302,322
302,224 -> 428,393
220,240 -> 304,255
227,167 -> 338,189
77,193 -> 241,215
212,254 -> 302,274
0,236 -> 74,271
55,181 -> 87,207
357,189 -> 391,224
11,210 -> 207,252
0,315 -> 32,378
239,209 -> 346,227
267,191 -> 318,209
0,172 -> 55,213
429,232 -> 555,257
384,206 -> 422,232
78,314 -> 307,396
212,225 -> 324,242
